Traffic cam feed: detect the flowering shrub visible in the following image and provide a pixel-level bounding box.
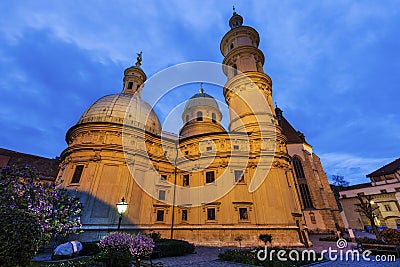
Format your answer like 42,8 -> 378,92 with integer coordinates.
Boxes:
99,232 -> 135,254
99,232 -> 155,267
130,233 -> 155,257
0,165 -> 82,264
0,165 -> 82,238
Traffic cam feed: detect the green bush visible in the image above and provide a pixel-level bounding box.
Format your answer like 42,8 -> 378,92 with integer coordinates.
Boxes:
153,239 -> 195,258
0,208 -> 43,267
148,232 -> 162,242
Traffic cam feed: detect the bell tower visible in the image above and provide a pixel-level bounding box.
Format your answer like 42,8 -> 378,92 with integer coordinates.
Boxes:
221,9 -> 276,133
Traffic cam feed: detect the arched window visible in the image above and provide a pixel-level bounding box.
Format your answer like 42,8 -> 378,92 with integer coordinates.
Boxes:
212,113 -> 216,123
293,157 -> 305,179
293,157 -> 314,209
197,111 -> 203,121
185,114 -> 189,123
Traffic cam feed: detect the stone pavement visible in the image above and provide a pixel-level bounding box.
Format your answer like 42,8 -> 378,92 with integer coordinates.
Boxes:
144,234 -> 400,267
143,246 -> 254,267
33,233 -> 400,266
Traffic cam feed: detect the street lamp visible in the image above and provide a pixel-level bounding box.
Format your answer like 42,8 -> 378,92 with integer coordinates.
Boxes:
116,197 -> 128,231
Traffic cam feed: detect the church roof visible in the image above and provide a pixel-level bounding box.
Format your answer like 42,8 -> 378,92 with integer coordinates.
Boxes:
279,116 -> 311,145
367,158 -> 400,178
0,148 -> 60,180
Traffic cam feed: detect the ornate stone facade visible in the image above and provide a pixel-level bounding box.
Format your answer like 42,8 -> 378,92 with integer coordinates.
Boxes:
58,11 -> 342,247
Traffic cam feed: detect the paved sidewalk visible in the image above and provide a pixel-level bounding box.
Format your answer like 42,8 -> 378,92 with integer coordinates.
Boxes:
143,246 -> 254,267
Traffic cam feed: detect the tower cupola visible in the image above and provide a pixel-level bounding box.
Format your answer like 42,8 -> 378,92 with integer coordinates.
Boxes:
229,7 -> 243,29
122,52 -> 146,96
179,84 -> 225,138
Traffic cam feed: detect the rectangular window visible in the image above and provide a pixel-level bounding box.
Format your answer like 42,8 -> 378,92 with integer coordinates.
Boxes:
384,204 -> 392,211
206,171 -> 215,183
156,210 -> 164,222
233,145 -> 239,150
239,208 -> 248,220
160,175 -> 167,181
206,146 -> 212,151
310,213 -> 316,224
71,165 -> 84,184
207,208 -> 216,220
181,210 -> 188,221
183,174 -> 190,186
380,189 -> 387,193
234,170 -> 244,183
127,82 -> 133,89
357,192 -> 365,196
158,190 -> 166,201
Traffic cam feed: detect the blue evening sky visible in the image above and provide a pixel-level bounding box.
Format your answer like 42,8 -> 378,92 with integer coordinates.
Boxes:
0,1 -> 399,185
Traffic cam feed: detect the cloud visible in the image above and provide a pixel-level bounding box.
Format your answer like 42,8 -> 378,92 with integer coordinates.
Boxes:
319,152 -> 395,185
0,0 -> 399,182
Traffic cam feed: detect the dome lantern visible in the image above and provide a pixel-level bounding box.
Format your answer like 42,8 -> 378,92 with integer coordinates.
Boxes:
229,6 -> 243,29
179,84 -> 225,138
122,52 -> 146,96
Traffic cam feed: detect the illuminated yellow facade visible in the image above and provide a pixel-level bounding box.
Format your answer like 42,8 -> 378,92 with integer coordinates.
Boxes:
58,11 -> 342,247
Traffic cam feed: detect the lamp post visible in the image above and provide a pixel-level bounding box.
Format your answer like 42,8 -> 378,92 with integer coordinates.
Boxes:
116,197 -> 128,231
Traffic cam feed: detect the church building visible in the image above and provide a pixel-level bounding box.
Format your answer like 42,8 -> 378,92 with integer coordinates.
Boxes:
58,11 -> 343,247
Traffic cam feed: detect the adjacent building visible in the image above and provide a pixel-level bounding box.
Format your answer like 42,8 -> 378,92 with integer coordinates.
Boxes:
339,158 -> 400,231
0,148 -> 60,180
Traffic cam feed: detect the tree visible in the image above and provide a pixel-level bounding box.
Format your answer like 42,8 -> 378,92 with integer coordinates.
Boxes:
234,235 -> 243,248
259,234 -> 272,246
0,165 -> 83,263
354,195 -> 381,240
331,175 -> 349,188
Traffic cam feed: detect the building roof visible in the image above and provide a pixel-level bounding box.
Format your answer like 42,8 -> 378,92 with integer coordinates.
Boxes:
0,148 -> 60,180
367,158 -> 400,178
338,182 -> 373,192
275,107 -> 309,145
280,116 -> 306,144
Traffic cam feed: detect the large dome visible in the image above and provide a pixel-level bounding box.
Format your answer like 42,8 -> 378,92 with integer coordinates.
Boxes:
78,93 -> 161,135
